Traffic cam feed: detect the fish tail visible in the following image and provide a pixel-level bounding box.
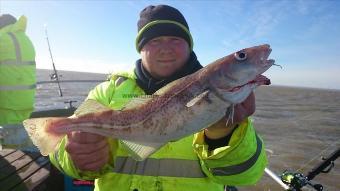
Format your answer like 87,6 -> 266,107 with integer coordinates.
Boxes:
23,117 -> 66,156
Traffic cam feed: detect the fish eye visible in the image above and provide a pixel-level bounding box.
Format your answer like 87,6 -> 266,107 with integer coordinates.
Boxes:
234,51 -> 247,61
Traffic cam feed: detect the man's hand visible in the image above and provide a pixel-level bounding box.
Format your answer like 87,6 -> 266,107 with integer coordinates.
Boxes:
204,92 -> 256,139
232,91 -> 256,124
66,131 -> 109,171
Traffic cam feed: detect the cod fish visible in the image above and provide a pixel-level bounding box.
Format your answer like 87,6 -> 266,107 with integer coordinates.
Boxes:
23,44 -> 275,161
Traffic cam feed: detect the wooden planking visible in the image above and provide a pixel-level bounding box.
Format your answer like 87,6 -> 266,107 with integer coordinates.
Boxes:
11,162 -> 50,191
0,149 -> 16,157
0,152 -> 41,180
0,155 -> 50,191
0,150 -> 26,168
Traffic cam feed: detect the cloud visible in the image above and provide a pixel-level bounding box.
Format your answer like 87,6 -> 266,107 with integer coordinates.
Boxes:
296,0 -> 310,15
218,1 -> 290,50
299,14 -> 338,43
249,1 -> 291,38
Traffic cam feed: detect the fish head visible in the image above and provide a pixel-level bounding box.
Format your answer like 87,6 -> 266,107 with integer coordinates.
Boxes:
210,44 -> 274,103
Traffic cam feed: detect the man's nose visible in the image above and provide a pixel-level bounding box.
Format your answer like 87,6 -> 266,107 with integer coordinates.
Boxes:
159,41 -> 173,53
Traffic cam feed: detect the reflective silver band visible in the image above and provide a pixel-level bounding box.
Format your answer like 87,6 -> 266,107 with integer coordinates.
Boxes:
2,33 -> 35,66
0,60 -> 36,65
1,124 -> 24,129
211,134 -> 262,176
7,32 -> 22,62
113,135 -> 262,177
115,76 -> 128,87
113,157 -> 206,178
0,84 -> 36,91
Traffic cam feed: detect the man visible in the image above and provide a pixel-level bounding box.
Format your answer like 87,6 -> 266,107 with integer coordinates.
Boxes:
0,14 -> 36,149
50,5 -> 267,191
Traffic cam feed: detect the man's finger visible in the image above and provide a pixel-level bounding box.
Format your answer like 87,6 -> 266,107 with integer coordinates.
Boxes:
66,138 -> 108,155
68,131 -> 105,143
78,154 -> 109,171
71,144 -> 109,169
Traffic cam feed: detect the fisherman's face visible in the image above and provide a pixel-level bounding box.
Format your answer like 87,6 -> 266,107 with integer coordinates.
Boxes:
140,36 -> 190,79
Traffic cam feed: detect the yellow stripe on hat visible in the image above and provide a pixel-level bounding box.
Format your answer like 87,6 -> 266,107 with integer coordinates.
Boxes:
135,20 -> 194,52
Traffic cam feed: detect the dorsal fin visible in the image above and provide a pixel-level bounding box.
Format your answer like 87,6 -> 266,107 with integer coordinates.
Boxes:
121,97 -> 152,110
153,75 -> 190,95
74,99 -> 112,116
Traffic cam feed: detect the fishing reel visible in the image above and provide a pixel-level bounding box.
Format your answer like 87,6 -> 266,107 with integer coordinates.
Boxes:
280,171 -> 323,191
50,72 -> 62,80
64,100 -> 77,109
265,149 -> 338,191
276,148 -> 339,191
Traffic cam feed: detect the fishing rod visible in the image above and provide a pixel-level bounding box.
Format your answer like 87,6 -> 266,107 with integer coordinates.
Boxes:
265,148 -> 339,191
307,148 -> 339,180
44,24 -> 63,97
37,79 -> 104,84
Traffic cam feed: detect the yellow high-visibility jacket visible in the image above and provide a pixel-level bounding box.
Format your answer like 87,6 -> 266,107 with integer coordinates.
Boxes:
0,15 -> 36,125
50,71 -> 267,191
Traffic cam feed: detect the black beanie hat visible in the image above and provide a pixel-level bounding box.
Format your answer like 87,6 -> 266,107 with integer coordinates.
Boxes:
135,5 -> 193,52
0,14 -> 17,29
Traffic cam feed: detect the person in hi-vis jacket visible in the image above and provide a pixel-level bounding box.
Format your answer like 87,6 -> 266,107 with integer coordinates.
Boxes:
49,5 -> 267,191
0,14 -> 36,150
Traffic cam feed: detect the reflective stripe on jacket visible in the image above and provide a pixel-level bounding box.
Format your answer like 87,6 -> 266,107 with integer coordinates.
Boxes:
49,71 -> 267,191
0,15 -> 36,125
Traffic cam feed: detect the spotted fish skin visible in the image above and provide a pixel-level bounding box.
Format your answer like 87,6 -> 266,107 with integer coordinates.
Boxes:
23,44 -> 275,158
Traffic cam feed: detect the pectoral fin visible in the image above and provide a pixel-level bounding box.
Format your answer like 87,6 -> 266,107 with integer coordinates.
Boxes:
186,90 -> 210,107
225,105 -> 235,127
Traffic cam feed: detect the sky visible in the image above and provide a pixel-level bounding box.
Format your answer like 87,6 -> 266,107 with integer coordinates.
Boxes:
1,0 -> 340,90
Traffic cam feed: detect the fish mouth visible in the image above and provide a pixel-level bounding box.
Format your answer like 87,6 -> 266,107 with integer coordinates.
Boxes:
258,44 -> 275,67
227,75 -> 271,92
264,59 -> 275,68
